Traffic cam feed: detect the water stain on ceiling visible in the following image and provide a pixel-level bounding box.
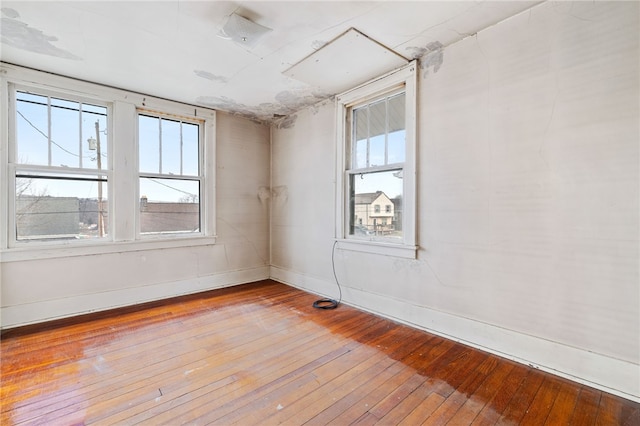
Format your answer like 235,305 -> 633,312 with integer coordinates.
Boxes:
0,1 -> 542,124
1,7 -> 79,60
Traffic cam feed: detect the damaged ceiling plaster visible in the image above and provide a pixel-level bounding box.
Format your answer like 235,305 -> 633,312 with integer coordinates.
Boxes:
0,1 -> 541,124
1,7 -> 79,60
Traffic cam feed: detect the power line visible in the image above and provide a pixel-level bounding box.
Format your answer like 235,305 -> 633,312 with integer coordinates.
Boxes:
148,178 -> 198,198
17,110 -> 105,160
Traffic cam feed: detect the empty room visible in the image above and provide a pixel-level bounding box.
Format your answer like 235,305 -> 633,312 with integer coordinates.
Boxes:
0,1 -> 638,424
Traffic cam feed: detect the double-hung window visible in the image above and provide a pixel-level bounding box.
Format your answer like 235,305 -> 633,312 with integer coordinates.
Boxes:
1,64 -> 216,258
138,112 -> 203,236
10,88 -> 110,243
336,61 -> 417,258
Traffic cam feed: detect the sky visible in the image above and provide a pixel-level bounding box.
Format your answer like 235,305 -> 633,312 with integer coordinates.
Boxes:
15,91 -> 200,203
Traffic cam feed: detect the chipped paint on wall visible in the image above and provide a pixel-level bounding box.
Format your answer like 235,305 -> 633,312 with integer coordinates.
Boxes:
406,41 -> 444,77
194,70 -> 228,84
1,8 -> 80,60
272,185 -> 288,207
257,186 -> 271,206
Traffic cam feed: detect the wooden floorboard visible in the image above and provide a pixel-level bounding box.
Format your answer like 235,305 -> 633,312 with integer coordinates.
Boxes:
1,280 -> 638,425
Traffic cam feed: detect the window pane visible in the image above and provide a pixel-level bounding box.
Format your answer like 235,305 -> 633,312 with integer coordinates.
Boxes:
16,94 -> 49,165
349,169 -> 403,239
82,106 -> 108,171
353,108 -> 368,169
368,99 -> 386,140
139,115 -> 160,173
139,178 -> 200,234
139,115 -> 199,177
182,122 -> 199,176
388,92 -> 405,132
388,129 -> 405,164
50,102 -> 80,168
367,98 -> 387,166
387,93 -> 405,164
161,118 -> 181,175
350,91 -> 405,170
355,138 -> 367,169
16,92 -> 108,169
369,134 -> 385,167
16,176 -> 108,241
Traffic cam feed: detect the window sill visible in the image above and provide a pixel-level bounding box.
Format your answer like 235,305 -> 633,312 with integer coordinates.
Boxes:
336,239 -> 417,259
0,236 -> 217,263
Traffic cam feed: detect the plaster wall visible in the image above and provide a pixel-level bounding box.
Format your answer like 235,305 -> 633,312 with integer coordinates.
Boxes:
271,1 -> 639,400
0,111 -> 271,327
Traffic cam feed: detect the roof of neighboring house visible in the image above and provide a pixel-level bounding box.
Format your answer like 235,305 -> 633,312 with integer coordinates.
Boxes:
354,191 -> 383,205
354,191 -> 396,206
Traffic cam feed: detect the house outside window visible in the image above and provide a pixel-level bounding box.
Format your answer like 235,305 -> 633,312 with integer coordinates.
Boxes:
335,61 -> 417,259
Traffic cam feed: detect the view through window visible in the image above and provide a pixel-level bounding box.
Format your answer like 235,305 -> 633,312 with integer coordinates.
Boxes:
14,91 -> 109,241
138,114 -> 202,235
348,91 -> 405,241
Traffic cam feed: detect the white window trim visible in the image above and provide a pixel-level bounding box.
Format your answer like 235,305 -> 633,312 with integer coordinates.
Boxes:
0,63 -> 217,262
334,61 -> 418,259
135,108 -> 206,239
8,84 -> 113,247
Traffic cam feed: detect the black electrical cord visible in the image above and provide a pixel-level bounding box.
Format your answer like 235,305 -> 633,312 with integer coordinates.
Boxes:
313,240 -> 342,309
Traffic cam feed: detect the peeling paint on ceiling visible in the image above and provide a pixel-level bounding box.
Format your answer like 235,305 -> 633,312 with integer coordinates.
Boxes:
275,114 -> 298,129
194,70 -> 228,84
0,1 -> 542,123
1,7 -> 79,60
197,87 -> 329,123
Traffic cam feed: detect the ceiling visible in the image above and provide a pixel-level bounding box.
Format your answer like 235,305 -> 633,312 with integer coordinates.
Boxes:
1,1 -> 540,123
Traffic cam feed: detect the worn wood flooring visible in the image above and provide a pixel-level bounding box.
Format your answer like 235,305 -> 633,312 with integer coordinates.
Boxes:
1,280 -> 638,425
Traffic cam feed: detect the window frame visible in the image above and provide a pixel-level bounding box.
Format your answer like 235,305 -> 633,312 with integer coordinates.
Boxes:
335,61 -> 418,259
8,84 -> 113,246
0,63 -> 217,261
136,109 -> 205,239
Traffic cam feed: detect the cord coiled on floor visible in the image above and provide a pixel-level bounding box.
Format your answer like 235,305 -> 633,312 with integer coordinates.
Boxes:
313,240 -> 342,310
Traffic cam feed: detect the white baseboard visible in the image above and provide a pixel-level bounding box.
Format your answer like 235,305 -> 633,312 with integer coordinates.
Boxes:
270,266 -> 640,403
1,266 -> 269,329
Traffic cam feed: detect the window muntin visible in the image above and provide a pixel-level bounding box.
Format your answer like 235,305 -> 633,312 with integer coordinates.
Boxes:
138,113 -> 203,236
335,61 -> 417,258
13,90 -> 109,242
352,92 -> 405,170
16,91 -> 108,169
347,90 -> 405,242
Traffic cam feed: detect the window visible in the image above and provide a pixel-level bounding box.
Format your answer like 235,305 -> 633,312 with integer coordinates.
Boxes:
138,113 -> 202,236
335,61 -> 417,258
2,64 -> 216,256
12,89 -> 109,242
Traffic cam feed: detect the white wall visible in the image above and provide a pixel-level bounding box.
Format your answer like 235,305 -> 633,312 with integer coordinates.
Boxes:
271,1 -> 639,401
0,111 -> 270,327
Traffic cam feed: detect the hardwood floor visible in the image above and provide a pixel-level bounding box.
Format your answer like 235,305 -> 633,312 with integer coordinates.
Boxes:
1,280 -> 638,425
